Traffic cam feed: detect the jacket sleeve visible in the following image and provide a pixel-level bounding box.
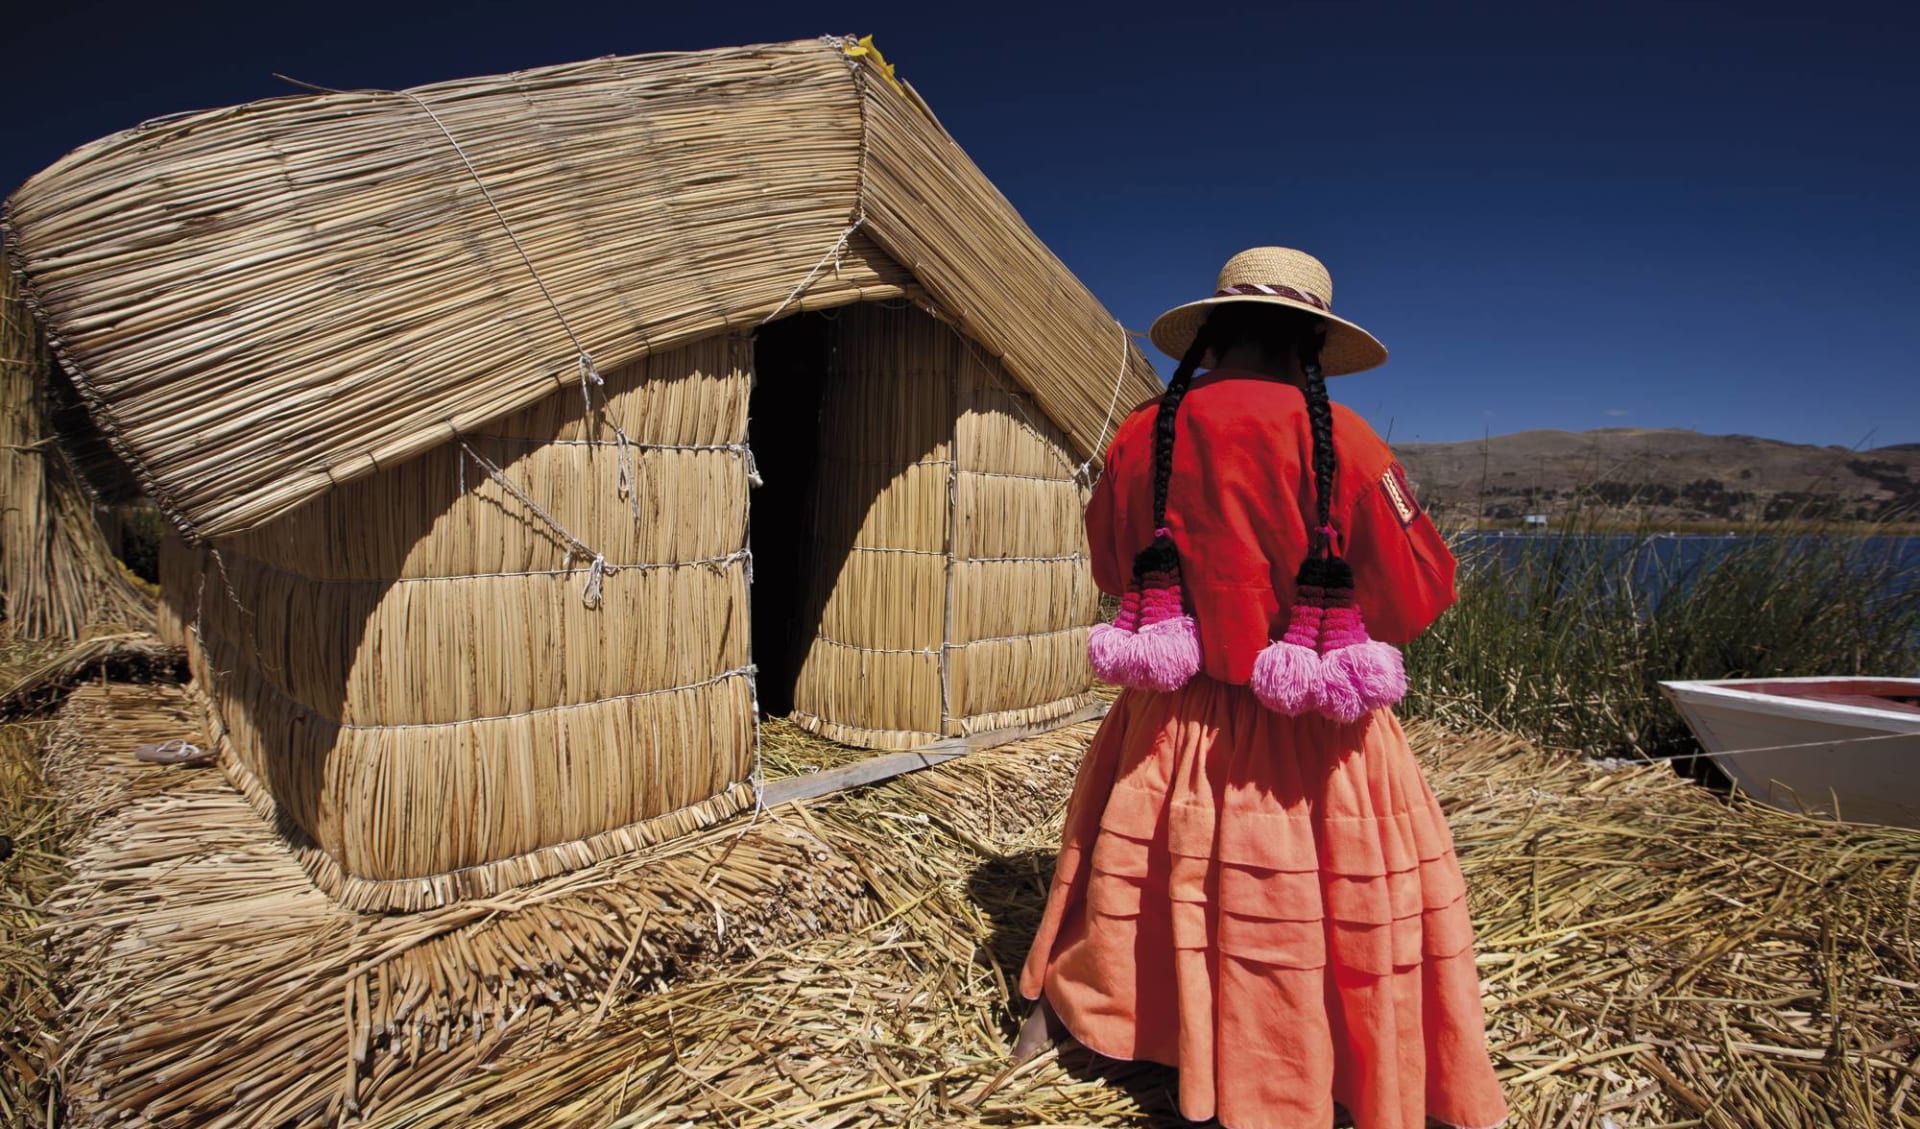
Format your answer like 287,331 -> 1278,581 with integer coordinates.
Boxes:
1343,462 -> 1457,644
1085,466 -> 1126,597
1084,424 -> 1137,598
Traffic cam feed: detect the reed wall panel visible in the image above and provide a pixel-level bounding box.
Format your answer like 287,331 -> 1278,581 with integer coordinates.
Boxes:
942,328 -> 1097,720
952,343 -> 1082,480
789,305 -> 952,744
814,551 -> 946,652
200,556 -> 749,726
951,558 -> 1097,643
792,639 -> 942,744
165,336 -> 757,899
947,628 -> 1093,721
190,619 -> 755,881
808,461 -> 951,554
953,473 -> 1087,561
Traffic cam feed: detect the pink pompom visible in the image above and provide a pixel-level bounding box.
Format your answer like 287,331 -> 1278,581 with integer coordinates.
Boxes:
1251,640 -> 1322,715
1131,615 -> 1202,692
1319,641 -> 1407,722
1087,623 -> 1140,686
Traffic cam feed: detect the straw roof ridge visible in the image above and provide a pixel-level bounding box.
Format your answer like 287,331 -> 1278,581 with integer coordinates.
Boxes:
2,37 -> 1160,541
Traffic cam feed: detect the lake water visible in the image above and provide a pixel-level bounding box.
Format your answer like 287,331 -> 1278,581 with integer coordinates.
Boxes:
1452,532 -> 1920,598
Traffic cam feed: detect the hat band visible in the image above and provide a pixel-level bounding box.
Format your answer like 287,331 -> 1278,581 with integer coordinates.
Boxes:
1213,283 -> 1331,313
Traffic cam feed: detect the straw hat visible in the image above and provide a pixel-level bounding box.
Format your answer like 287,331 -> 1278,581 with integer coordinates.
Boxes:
1149,247 -> 1387,375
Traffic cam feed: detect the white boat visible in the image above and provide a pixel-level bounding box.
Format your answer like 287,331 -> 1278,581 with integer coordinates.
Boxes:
1660,677 -> 1920,830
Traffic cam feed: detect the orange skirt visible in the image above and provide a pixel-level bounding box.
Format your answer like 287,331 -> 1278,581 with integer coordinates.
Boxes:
1019,680 -> 1508,1129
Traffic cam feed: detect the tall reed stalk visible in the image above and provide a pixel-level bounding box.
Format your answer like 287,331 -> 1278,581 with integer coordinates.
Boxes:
1403,518 -> 1920,758
1,263 -> 151,641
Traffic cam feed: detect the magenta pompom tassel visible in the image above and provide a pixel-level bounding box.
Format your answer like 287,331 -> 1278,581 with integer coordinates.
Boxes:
1087,622 -> 1140,686
1314,655 -> 1368,723
1250,640 -> 1322,715
1132,615 -> 1202,692
1321,640 -> 1407,720
1253,553 -> 1408,722
1087,528 -> 1202,694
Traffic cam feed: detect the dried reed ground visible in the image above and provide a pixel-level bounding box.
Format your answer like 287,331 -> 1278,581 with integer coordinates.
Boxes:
2,669 -> 1918,1127
0,642 -> 71,1129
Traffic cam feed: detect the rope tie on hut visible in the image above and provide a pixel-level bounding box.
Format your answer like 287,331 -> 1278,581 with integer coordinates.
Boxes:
382,82 -> 649,562
459,440 -> 619,608
760,213 -> 868,327
214,549 -> 756,587
1075,319 -> 1135,486
230,662 -> 763,733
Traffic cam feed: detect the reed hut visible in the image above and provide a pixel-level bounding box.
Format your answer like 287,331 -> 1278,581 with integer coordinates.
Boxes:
1,38 -> 1160,909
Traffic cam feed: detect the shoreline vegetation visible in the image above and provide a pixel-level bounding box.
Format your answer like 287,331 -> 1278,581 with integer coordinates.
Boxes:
1407,512 -> 1920,759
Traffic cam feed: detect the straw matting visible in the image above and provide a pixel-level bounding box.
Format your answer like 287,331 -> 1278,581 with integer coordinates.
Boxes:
32,679 -> 1920,1127
39,681 -> 871,1127
2,39 -> 1159,542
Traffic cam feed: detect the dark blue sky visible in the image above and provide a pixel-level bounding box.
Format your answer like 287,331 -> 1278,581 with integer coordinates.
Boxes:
6,1 -> 1915,447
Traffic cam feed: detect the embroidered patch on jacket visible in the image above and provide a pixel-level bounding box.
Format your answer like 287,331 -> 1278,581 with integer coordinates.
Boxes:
1381,463 -> 1422,528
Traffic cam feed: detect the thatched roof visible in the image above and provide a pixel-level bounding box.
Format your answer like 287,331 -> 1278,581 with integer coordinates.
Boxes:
2,38 -> 1160,539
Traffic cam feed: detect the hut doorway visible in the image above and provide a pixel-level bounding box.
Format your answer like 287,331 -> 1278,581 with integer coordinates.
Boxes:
746,313 -> 834,719
748,305 -> 959,747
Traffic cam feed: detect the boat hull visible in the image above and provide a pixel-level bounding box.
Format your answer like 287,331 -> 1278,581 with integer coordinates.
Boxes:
1661,678 -> 1920,830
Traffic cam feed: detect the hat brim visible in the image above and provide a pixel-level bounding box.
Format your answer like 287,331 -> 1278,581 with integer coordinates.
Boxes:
1148,294 -> 1388,376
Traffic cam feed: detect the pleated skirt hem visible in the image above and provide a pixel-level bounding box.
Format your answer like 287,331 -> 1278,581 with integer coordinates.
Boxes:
1019,679 -> 1509,1129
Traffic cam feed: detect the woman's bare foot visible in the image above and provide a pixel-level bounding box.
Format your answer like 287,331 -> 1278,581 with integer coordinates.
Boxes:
966,997 -> 1069,1106
1010,995 -> 1067,1062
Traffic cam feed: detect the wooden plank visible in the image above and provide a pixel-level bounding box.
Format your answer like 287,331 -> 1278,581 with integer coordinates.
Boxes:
761,700 -> 1108,807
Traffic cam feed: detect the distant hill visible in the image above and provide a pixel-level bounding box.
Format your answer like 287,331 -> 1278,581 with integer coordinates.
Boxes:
1390,428 -> 1920,526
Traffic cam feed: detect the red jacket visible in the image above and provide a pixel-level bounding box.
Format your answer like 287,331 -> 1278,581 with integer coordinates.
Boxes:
1088,368 -> 1457,685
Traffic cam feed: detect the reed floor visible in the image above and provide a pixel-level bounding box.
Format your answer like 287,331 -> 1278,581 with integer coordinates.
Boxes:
3,665 -> 1918,1128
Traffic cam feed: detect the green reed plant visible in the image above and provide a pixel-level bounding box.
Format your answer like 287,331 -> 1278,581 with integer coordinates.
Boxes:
1403,517 -> 1920,758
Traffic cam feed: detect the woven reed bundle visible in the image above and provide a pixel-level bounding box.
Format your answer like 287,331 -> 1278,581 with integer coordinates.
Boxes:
2,38 -> 1158,543
0,265 -> 150,640
156,337 -> 764,907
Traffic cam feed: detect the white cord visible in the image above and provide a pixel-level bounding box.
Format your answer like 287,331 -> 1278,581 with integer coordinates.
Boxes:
1075,319 -> 1133,485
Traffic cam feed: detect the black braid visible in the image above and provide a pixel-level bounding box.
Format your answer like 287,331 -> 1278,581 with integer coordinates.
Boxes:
1301,345 -> 1336,554
1133,332 -> 1209,579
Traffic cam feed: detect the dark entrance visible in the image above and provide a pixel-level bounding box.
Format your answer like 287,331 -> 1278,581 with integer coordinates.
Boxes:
746,313 -> 834,717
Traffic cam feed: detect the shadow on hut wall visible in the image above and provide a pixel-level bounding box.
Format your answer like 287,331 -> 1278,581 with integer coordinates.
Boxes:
749,306 -> 953,729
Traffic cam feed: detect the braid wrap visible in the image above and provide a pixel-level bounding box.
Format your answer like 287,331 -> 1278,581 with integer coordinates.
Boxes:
1300,344 -> 1337,557
1133,333 -> 1209,579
